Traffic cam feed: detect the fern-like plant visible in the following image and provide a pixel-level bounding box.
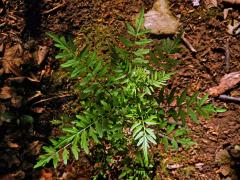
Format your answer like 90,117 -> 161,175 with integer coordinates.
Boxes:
35,9 -> 224,178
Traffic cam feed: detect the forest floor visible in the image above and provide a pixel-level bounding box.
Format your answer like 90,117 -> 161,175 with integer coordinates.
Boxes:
0,0 -> 239,179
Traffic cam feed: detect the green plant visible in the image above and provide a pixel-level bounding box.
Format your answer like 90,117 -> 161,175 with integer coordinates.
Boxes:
35,9 -> 223,178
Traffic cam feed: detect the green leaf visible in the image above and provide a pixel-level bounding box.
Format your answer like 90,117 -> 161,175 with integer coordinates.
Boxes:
146,135 -> 157,145
134,49 -> 150,57
133,125 -> 143,137
135,39 -> 152,46
131,121 -> 141,131
177,89 -> 187,105
71,145 -> 79,160
144,120 -> 158,125
81,131 -> 89,154
53,152 -> 59,168
174,129 -> 187,137
162,136 -> 168,151
95,122 -> 103,138
61,59 -> 76,68
166,124 -> 176,134
178,109 -> 186,126
178,138 -> 196,148
126,22 -> 136,36
119,36 -> 133,47
72,134 -> 80,160
137,136 -> 145,146
214,107 -> 227,113
145,128 -> 156,139
62,148 -> 69,165
171,138 -> 178,150
188,108 -> 199,124
137,29 -> 150,36
187,92 -> 199,106
62,127 -> 78,134
198,94 -> 208,106
135,131 -> 144,140
89,127 -> 100,144
135,8 -> 145,33
133,58 -> 149,64
79,46 -> 89,59
167,87 -> 177,104
21,115 -> 34,124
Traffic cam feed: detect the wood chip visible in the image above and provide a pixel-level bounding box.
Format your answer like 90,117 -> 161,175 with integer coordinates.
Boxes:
208,72 -> 240,97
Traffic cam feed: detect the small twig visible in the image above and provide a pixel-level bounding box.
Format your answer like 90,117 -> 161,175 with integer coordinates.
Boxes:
42,1 -> 66,15
219,94 -> 240,102
32,94 -> 73,105
225,38 -> 230,73
181,33 -> 197,53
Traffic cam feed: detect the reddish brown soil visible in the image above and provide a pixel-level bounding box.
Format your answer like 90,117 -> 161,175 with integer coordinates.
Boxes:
0,0 -> 239,179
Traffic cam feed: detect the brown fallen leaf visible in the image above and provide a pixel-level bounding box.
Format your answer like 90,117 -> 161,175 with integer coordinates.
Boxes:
0,86 -> 16,99
8,142 -> 20,149
2,44 -> 23,76
40,169 -> 53,180
223,0 -> 240,4
208,72 -> 240,97
11,96 -> 22,108
205,0 -> 218,8
34,46 -> 48,65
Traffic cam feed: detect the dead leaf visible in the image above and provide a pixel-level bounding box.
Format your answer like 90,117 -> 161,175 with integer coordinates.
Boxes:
27,140 -> 42,155
0,86 -> 16,99
0,43 -> 4,53
7,142 -> 20,149
223,0 -> 240,4
167,163 -> 183,170
223,8 -> 232,20
31,107 -> 45,113
2,44 -> 23,76
10,96 -> 22,108
217,165 -> 232,176
205,0 -> 218,8
144,0 -> 179,34
208,72 -> 240,97
34,46 -> 48,65
40,169 -> 53,180
227,20 -> 240,35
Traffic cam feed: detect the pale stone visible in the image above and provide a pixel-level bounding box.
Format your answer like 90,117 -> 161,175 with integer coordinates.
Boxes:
144,0 -> 179,34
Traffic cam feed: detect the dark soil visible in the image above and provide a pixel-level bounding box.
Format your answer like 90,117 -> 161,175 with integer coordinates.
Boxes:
0,0 -> 239,179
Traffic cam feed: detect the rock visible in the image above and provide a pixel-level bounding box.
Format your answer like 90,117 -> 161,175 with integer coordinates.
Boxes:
144,0 -> 179,34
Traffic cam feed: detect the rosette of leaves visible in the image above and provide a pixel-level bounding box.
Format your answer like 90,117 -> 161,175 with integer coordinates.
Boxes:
35,9 -> 224,179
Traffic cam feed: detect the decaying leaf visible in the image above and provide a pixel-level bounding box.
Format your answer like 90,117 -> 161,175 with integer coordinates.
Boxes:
0,86 -> 16,99
34,46 -> 48,65
11,96 -> 22,108
8,142 -> 20,149
2,44 -> 24,76
144,0 -> 179,34
2,44 -> 34,76
205,0 -> 218,8
208,72 -> 240,97
223,0 -> 240,4
227,20 -> 240,35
